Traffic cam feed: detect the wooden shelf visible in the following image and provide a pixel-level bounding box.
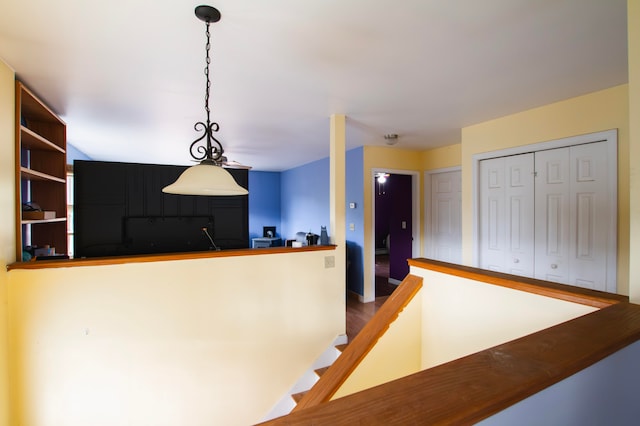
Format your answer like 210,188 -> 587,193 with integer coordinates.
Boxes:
20,126 -> 65,153
15,80 -> 68,260
20,84 -> 65,125
21,217 -> 67,225
20,167 -> 66,183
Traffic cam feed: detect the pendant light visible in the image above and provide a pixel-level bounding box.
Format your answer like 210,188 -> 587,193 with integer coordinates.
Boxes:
163,5 -> 248,196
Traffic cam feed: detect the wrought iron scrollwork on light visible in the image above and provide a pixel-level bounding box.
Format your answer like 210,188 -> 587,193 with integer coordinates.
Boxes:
190,122 -> 223,165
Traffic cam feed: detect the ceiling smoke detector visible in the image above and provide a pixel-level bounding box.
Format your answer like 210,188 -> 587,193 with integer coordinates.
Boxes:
384,134 -> 398,145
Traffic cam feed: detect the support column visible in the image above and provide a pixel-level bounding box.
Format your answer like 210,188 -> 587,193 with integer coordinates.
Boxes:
628,0 -> 640,303
329,114 -> 346,288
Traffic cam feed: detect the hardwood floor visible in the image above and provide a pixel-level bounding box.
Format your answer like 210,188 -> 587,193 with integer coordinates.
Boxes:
375,254 -> 396,297
345,254 -> 393,342
346,295 -> 389,342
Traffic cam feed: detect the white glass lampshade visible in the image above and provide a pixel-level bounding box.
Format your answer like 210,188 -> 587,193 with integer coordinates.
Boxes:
162,163 -> 248,196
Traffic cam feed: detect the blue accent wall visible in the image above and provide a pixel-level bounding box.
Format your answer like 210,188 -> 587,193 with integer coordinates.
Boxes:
67,143 -> 92,163
248,171 -> 281,239
280,157 -> 330,241
346,147 -> 364,295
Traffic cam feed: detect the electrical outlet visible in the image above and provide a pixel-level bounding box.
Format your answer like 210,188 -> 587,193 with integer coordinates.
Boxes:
324,256 -> 335,268
349,223 -> 355,231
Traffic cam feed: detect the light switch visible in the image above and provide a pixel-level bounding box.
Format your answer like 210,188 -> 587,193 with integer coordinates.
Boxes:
324,256 -> 335,268
349,223 -> 355,231
349,202 -> 356,209
401,221 -> 407,229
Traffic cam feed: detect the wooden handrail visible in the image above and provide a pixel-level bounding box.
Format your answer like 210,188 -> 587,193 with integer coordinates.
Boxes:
259,261 -> 638,425
408,258 -> 627,308
291,274 -> 423,412
261,301 -> 640,425
7,244 -> 336,270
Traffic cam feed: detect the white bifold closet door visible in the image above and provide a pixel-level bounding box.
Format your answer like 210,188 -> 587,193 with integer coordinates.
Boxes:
479,153 -> 535,277
534,142 -> 611,289
479,141 -> 614,292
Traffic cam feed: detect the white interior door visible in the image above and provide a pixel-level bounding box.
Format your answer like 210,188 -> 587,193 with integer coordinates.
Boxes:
429,170 -> 461,264
479,154 -> 535,276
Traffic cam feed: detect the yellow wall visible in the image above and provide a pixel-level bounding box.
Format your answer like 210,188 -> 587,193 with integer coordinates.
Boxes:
363,146 -> 425,172
461,84 -> 630,294
412,266 -> 597,368
0,60 -> 15,426
421,143 -> 462,171
358,143 -> 463,302
362,146 -> 424,301
331,291 -> 422,399
329,114 -> 347,299
0,58 -> 15,426
628,0 -> 640,303
7,251 -> 344,425
332,264 -> 596,398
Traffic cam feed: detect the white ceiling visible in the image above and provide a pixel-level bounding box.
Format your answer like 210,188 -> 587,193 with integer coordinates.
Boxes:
0,0 -> 628,171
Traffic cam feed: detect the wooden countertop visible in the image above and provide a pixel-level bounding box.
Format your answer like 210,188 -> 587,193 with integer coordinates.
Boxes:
7,244 -> 337,270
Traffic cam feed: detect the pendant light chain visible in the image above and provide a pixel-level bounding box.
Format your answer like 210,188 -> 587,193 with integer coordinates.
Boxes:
204,21 -> 212,126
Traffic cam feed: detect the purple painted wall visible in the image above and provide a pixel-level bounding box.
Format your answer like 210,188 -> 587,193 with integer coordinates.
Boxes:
378,174 -> 413,281
375,177 -> 391,249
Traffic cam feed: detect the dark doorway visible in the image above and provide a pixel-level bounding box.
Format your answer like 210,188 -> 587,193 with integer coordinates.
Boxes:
389,174 -> 413,280
374,173 -> 413,297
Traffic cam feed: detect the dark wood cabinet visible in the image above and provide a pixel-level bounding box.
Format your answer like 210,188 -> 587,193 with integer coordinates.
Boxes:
73,160 -> 249,257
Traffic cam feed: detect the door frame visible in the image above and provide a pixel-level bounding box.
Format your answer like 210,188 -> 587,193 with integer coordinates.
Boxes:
424,166 -> 462,261
471,129 -> 618,292
369,168 -> 420,301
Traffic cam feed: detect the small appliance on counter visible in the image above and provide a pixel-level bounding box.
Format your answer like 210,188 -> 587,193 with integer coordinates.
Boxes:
305,231 -> 319,246
320,226 -> 329,245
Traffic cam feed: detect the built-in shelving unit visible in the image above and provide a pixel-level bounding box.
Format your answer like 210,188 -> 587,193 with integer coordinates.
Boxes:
14,81 -> 67,261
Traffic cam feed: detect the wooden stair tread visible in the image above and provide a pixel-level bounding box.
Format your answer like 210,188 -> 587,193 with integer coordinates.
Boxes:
314,366 -> 330,377
291,391 -> 307,403
289,342 -> 349,408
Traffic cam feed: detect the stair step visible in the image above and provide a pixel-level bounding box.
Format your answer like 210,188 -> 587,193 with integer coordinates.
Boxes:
314,366 -> 330,377
291,391 -> 307,403
336,343 -> 348,352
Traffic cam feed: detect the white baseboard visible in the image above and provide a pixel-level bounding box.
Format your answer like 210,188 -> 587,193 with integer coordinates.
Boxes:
347,289 -> 365,303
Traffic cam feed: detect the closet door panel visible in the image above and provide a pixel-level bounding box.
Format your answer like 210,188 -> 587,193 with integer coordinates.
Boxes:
480,157 -> 506,272
504,154 -> 535,277
534,148 -> 571,283
569,142 -> 610,290
479,154 -> 534,276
